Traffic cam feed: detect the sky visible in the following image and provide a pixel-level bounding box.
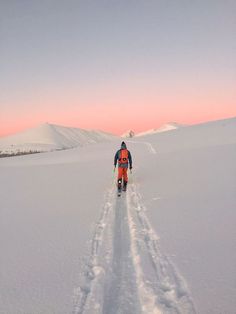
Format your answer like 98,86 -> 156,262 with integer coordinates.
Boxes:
1,0 -> 236,136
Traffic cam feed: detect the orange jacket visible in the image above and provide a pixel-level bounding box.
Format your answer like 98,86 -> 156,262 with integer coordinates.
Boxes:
114,148 -> 132,168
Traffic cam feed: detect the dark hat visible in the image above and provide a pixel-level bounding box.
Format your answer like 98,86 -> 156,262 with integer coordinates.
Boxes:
121,141 -> 127,149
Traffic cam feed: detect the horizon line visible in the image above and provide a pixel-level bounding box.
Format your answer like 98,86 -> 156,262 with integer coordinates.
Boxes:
1,115 -> 236,139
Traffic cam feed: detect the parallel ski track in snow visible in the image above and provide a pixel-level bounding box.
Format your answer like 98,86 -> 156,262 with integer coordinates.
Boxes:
127,184 -> 196,314
73,182 -> 196,314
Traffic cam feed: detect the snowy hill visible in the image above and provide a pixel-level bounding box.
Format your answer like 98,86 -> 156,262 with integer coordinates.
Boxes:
121,130 -> 135,138
136,122 -> 184,137
0,123 -> 116,156
0,117 -> 236,313
137,117 -> 236,152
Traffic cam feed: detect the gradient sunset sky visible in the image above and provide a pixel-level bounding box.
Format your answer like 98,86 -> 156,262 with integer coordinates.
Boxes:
1,0 -> 235,136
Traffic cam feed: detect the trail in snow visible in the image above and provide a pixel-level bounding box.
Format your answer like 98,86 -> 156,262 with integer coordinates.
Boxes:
127,140 -> 157,154
127,184 -> 196,314
72,188 -> 115,314
144,141 -> 157,154
103,196 -> 141,314
73,180 -> 196,313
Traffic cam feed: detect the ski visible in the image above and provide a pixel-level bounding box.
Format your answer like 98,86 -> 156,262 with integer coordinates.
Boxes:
118,186 -> 126,196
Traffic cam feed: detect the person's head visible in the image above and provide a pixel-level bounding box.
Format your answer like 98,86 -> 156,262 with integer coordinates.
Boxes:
121,141 -> 127,149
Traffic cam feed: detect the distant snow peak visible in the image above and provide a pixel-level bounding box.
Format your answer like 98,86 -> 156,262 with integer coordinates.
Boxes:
156,122 -> 184,133
0,123 -> 116,156
122,130 -> 135,138
136,122 -> 185,137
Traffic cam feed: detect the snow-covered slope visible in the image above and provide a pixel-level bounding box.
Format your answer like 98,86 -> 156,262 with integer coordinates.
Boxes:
0,123 -> 116,155
121,130 -> 135,138
136,117 -> 236,152
136,122 -> 184,137
0,117 -> 235,313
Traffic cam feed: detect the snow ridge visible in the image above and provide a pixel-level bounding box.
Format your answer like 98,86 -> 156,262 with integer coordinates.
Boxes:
136,122 -> 184,137
0,123 -> 116,155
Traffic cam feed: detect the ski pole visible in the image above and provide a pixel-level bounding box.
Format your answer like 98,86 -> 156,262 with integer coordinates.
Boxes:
129,168 -> 133,184
113,166 -> 117,184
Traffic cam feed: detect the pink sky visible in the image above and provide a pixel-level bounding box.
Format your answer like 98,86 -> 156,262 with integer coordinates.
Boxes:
1,77 -> 236,137
1,1 -> 235,137
1,96 -> 235,137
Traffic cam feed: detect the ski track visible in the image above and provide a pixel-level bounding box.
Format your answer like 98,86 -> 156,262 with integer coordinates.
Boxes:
127,184 -> 196,314
73,183 -> 196,314
102,194 -> 141,314
144,142 -> 157,155
127,140 -> 157,155
72,187 -> 115,314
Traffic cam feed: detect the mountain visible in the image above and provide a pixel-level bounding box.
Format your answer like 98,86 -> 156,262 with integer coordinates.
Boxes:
136,122 -> 185,137
0,123 -> 117,156
135,117 -> 236,151
121,130 -> 135,138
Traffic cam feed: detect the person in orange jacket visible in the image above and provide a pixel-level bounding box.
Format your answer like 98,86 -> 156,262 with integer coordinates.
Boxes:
114,141 -> 132,192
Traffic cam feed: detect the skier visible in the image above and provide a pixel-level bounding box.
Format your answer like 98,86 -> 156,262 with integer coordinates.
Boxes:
114,141 -> 132,194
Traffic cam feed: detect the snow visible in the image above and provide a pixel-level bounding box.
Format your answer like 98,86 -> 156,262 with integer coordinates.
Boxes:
0,117 -> 236,313
121,130 -> 135,138
0,123 -> 116,155
135,122 -> 185,137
